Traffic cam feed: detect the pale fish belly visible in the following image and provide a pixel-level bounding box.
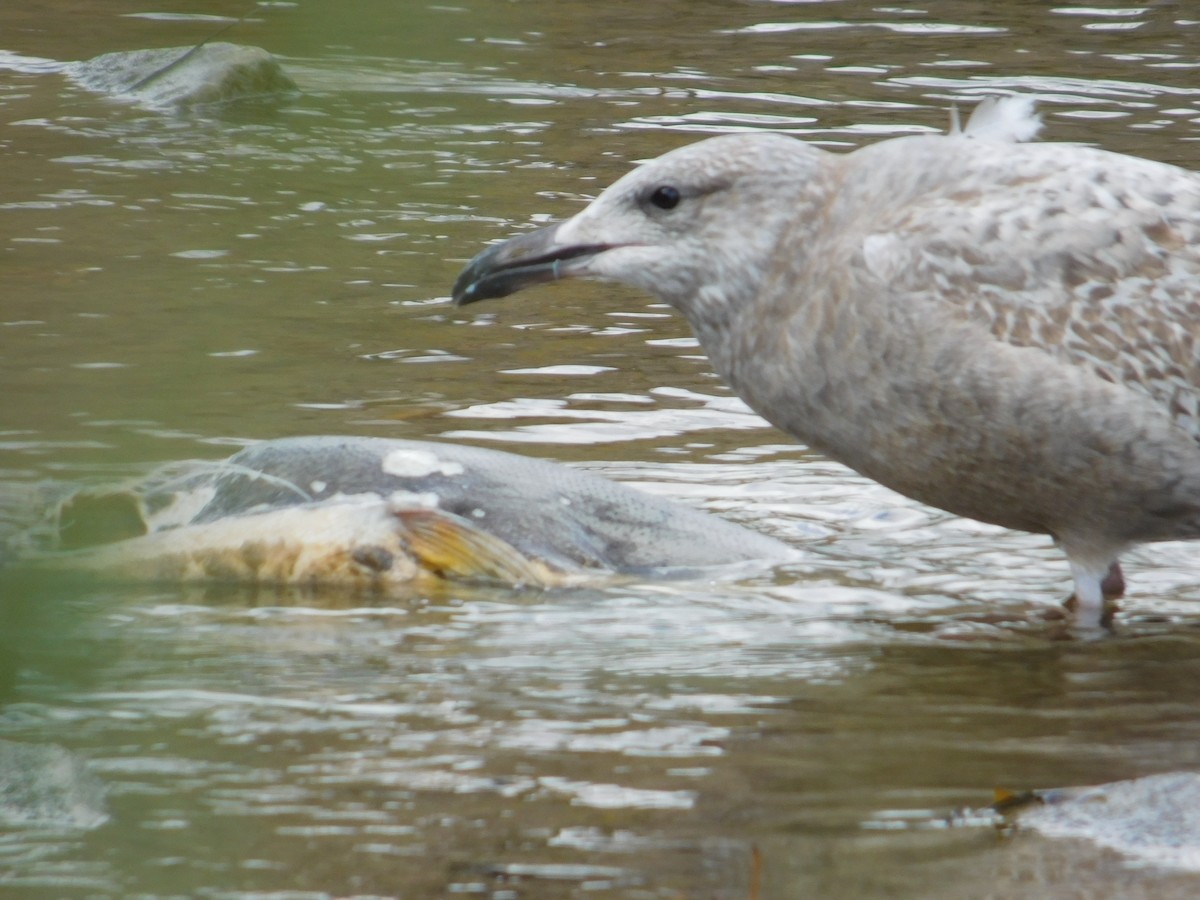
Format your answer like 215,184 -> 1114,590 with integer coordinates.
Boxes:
10,437 -> 794,591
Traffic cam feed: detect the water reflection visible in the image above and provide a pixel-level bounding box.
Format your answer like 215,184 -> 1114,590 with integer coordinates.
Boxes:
7,572 -> 1200,896
3,0 -> 1200,897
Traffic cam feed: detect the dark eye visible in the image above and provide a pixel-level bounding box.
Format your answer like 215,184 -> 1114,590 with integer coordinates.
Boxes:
648,185 -> 681,210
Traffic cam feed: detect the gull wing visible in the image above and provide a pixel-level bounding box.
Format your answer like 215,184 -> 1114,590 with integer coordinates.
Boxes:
855,137 -> 1200,438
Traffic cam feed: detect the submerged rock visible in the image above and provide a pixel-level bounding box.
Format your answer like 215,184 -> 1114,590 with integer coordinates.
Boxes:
1013,772 -> 1200,871
67,42 -> 296,110
9,436 -> 796,591
0,740 -> 107,829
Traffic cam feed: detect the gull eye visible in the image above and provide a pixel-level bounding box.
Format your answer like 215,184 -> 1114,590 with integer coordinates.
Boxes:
648,185 -> 681,210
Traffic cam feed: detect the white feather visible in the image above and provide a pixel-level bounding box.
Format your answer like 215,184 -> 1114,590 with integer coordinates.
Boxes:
960,95 -> 1042,143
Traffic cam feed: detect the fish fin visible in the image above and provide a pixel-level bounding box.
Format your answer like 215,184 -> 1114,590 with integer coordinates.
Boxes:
391,507 -> 556,587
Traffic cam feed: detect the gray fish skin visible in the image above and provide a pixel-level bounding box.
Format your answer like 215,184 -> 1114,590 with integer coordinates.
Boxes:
178,436 -> 794,574
15,437 -> 794,585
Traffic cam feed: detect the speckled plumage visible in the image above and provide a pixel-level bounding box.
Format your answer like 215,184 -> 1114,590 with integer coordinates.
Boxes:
453,97 -> 1200,626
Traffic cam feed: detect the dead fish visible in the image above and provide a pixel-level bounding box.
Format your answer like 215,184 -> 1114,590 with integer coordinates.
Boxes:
14,436 -> 796,590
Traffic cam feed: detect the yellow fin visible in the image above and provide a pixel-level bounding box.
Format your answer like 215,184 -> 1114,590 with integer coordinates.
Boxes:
392,507 -> 557,587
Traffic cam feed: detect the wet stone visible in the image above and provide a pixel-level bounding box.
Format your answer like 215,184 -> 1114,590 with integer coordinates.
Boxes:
67,42 -> 297,110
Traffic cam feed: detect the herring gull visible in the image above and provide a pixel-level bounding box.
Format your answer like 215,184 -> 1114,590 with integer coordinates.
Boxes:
451,96 -> 1200,628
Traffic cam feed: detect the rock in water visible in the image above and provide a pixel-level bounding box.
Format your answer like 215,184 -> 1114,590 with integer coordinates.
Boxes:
452,96 -> 1200,627
8,437 -> 794,590
67,42 -> 296,110
1013,772 -> 1200,872
0,740 -> 107,829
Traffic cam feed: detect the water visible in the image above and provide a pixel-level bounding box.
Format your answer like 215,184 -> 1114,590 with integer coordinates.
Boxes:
3,1 -> 1200,897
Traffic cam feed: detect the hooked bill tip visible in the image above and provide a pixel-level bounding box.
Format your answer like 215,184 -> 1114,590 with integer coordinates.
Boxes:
450,225 -> 609,307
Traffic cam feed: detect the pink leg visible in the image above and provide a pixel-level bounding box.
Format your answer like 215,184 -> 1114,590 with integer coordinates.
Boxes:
1100,561 -> 1125,599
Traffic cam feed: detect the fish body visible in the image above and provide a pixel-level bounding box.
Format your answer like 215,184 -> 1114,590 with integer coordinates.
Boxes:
14,437 -> 794,589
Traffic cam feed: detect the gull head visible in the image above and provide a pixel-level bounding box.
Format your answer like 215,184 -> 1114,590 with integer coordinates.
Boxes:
452,132 -> 825,317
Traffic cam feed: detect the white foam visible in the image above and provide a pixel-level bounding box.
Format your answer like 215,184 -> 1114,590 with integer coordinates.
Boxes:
381,448 -> 465,479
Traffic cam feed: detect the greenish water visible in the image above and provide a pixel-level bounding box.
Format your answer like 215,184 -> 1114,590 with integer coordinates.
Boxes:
3,1 -> 1200,897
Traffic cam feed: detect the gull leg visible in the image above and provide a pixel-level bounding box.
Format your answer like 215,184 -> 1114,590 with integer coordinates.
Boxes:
1100,561 -> 1125,600
1065,556 -> 1118,631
